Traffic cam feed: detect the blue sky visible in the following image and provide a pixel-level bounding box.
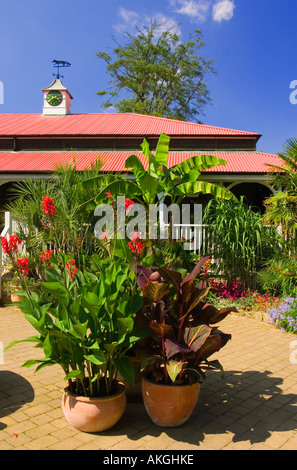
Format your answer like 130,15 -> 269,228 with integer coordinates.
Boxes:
0,0 -> 296,154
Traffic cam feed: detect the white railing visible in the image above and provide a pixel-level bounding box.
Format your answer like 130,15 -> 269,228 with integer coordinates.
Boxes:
166,223 -> 208,254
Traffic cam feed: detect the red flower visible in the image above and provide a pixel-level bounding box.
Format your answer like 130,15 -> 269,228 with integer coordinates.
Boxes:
16,257 -> 29,276
106,191 -> 112,199
42,196 -> 55,218
1,237 -> 11,256
128,232 -> 145,256
1,234 -> 23,257
125,198 -> 134,215
125,198 -> 134,209
65,260 -> 78,282
41,250 -> 54,264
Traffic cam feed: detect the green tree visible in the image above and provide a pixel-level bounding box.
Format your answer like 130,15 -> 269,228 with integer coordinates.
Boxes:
97,21 -> 216,121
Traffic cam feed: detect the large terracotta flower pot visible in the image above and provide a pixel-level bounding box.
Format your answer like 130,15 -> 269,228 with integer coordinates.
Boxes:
142,377 -> 200,427
62,382 -> 126,433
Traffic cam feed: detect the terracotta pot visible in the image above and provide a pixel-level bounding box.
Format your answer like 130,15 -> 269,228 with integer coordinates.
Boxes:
62,382 -> 126,433
142,377 -> 200,427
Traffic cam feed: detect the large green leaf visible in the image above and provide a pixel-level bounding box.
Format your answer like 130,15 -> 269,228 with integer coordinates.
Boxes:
155,132 -> 170,168
114,356 -> 135,385
172,155 -> 227,175
124,155 -> 146,178
84,352 -> 106,365
94,179 -> 142,203
176,181 -> 238,202
42,282 -> 69,306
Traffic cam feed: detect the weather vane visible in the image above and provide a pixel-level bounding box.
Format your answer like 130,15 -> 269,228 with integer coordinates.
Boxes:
52,59 -> 71,79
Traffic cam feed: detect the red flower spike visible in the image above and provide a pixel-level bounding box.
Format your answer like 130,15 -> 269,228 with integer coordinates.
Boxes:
1,234 -> 23,257
125,198 -> 134,209
41,250 -> 54,264
16,257 -> 29,276
128,232 -> 145,256
42,196 -> 55,218
65,260 -> 78,282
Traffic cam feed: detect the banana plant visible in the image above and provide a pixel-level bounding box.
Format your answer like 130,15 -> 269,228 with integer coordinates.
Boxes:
123,132 -> 238,207
79,132 -> 237,210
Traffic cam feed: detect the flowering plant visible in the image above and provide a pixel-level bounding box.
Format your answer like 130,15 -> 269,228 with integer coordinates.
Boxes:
267,297 -> 297,333
6,196 -> 148,397
1,233 -> 30,282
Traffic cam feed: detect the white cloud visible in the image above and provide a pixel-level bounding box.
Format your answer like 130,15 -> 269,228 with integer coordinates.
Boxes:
145,13 -> 182,37
170,0 -> 211,22
114,9 -> 181,38
212,0 -> 235,22
113,8 -> 140,33
118,8 -> 139,24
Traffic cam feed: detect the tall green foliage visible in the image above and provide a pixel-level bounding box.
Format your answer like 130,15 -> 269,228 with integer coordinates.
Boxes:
203,197 -> 279,289
6,160 -> 107,267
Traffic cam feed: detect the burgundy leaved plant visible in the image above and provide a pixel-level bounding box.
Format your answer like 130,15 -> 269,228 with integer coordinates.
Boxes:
136,256 -> 236,385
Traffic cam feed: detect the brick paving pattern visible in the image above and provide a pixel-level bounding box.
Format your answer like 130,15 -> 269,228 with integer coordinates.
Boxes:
1,305 -> 297,450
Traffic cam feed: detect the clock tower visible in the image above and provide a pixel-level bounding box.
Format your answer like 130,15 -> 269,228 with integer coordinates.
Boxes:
42,78 -> 73,116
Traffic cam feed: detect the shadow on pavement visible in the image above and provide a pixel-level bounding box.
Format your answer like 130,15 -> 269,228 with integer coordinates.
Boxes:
98,369 -> 297,447
0,371 -> 35,431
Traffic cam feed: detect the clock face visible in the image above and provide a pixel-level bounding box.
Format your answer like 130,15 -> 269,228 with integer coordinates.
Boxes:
46,90 -> 63,106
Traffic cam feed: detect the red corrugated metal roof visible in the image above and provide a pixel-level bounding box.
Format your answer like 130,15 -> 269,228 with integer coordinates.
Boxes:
0,113 -> 261,138
0,150 -> 282,173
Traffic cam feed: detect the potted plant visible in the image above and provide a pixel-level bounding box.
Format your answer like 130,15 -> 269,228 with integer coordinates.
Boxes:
136,255 -> 235,427
4,197 -> 148,433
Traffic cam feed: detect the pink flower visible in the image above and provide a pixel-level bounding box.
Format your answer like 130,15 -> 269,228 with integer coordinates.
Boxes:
100,230 -> 108,241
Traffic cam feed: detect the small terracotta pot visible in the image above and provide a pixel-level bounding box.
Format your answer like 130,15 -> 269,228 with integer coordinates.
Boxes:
142,377 -> 200,427
62,382 -> 126,433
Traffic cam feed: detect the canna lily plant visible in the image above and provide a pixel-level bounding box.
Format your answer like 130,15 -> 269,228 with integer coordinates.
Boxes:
5,196 -> 148,398
136,255 -> 235,385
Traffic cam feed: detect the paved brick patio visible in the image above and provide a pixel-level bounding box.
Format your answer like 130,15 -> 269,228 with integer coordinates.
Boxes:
1,305 -> 297,450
